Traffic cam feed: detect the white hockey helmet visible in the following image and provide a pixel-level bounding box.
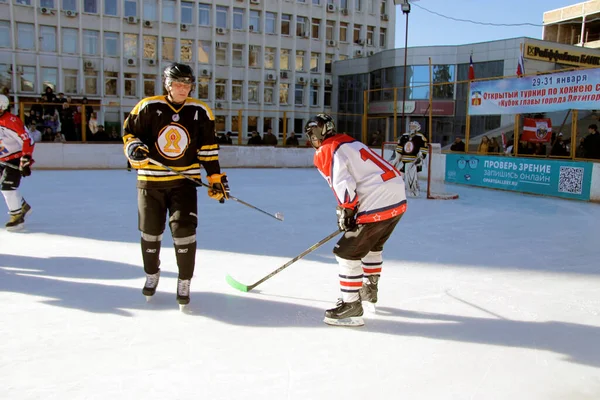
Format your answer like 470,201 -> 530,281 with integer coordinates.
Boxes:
0,94 -> 9,111
409,121 -> 421,133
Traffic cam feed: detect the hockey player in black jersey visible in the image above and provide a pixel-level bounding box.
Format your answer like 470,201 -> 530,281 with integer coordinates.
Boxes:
392,121 -> 428,197
123,63 -> 230,309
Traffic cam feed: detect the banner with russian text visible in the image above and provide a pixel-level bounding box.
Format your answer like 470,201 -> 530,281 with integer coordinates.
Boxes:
469,68 -> 600,115
445,154 -> 593,201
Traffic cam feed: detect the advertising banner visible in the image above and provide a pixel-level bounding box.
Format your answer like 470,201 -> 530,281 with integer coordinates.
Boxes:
445,154 -> 593,201
469,68 -> 600,115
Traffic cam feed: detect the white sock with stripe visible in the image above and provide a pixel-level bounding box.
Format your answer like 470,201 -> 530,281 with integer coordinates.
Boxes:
336,256 -> 362,303
361,251 -> 382,282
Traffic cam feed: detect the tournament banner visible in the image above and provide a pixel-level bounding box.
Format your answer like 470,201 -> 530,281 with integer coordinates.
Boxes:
445,154 -> 593,201
469,68 -> 600,115
521,118 -> 552,143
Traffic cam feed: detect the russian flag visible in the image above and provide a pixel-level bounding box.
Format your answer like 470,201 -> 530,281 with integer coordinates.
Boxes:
468,55 -> 475,80
516,53 -> 525,77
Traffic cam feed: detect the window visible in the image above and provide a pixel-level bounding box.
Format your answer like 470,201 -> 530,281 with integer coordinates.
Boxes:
64,69 -> 78,94
296,16 -> 307,37
281,14 -> 291,35
62,0 -> 77,11
340,0 -> 348,9
249,45 -> 260,68
216,42 -> 228,65
214,115 -> 225,133
325,53 -> 333,73
21,66 -> 36,92
311,18 -> 320,39
380,0 -> 386,14
250,10 -> 260,33
124,73 -> 137,96
280,49 -> 290,70
312,0 -> 320,4
279,83 -> 288,104
104,32 -> 119,57
353,24 -> 362,43
232,44 -> 244,67
162,0 -> 175,22
83,30 -> 99,55
215,79 -> 226,100
199,3 -> 210,26
216,6 -> 227,28
265,12 -> 276,34
41,67 -> 57,92
324,86 -> 332,107
367,26 -> 374,45
232,80 -> 243,102
62,28 -> 78,54
340,22 -> 348,42
84,70 -> 98,95
248,81 -> 259,103
197,77 -> 209,99
310,52 -> 319,72
143,35 -> 156,59
233,8 -> 244,30
379,27 -> 386,47
265,47 -> 275,69
310,85 -> 319,106
0,65 -> 12,92
143,0 -> 157,21
326,20 -> 334,41
40,26 -> 57,52
295,50 -> 305,72
124,33 -> 138,58
162,37 -> 175,60
40,0 -> 54,7
181,1 -> 193,24
144,74 -> 156,96
105,71 -> 118,96
124,0 -> 136,17
84,0 -> 97,13
355,0 -> 362,11
180,39 -> 193,62
17,23 -> 35,50
198,41 -> 210,63
264,82 -> 274,104
104,0 -> 118,16
294,86 -> 303,106
368,0 -> 375,13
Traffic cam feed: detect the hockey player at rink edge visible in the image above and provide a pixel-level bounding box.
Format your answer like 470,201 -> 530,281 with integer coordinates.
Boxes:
392,121 -> 428,197
0,94 -> 34,231
123,63 -> 230,309
305,113 -> 407,327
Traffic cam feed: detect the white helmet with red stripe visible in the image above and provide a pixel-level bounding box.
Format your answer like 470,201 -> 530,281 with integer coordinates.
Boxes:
0,94 -> 9,111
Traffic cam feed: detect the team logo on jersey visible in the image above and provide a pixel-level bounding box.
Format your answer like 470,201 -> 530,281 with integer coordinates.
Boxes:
403,141 -> 415,153
156,123 -> 190,160
172,114 -> 180,122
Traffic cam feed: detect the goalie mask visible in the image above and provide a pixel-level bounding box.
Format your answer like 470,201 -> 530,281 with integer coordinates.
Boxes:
409,121 -> 421,134
305,113 -> 336,148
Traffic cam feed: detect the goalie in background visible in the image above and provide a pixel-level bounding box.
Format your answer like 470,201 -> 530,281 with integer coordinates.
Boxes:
391,121 -> 428,197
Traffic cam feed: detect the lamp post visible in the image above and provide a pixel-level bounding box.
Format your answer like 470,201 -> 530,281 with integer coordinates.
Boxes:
394,0 -> 411,135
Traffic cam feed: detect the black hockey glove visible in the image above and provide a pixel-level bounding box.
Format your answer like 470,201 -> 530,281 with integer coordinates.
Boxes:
208,173 -> 230,203
126,142 -> 150,169
336,205 -> 358,232
19,155 -> 33,177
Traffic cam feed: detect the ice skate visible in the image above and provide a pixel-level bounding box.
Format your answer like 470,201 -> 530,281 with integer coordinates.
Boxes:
5,212 -> 25,231
176,279 -> 191,311
324,299 -> 364,327
359,275 -> 379,313
142,271 -> 160,301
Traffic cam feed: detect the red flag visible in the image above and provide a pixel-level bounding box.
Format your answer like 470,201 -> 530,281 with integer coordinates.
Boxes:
522,118 -> 552,143
501,132 -> 507,150
468,55 -> 475,80
516,53 -> 525,77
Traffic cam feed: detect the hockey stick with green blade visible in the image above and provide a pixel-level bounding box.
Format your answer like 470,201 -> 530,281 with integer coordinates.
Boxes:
226,229 -> 342,292
147,158 -> 284,221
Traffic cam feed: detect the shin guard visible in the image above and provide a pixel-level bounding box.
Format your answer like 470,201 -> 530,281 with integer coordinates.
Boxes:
174,235 -> 196,280
141,233 -> 162,275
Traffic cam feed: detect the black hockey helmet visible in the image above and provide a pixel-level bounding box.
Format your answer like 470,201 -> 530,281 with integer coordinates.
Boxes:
163,63 -> 195,87
305,113 -> 336,148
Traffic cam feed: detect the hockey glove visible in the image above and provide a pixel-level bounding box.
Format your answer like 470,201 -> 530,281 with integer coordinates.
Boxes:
207,173 -> 230,202
19,155 -> 33,177
336,205 -> 358,232
126,142 -> 150,169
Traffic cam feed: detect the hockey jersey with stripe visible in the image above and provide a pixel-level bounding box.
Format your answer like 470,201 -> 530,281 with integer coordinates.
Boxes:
123,95 -> 220,188
314,134 -> 407,224
0,112 -> 34,162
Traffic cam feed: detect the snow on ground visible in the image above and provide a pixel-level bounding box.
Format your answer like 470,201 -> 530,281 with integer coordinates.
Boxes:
1,169 -> 599,400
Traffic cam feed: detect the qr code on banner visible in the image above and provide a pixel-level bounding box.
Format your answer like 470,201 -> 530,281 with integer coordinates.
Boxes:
558,166 -> 584,194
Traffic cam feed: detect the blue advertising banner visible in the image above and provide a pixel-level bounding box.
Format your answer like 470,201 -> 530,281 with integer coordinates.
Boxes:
469,68 -> 600,115
445,154 -> 593,201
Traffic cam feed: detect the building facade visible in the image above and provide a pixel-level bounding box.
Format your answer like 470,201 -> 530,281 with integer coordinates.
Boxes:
0,0 -> 396,140
543,0 -> 600,49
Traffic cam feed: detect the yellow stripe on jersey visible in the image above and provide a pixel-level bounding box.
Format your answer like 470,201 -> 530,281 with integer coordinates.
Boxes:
137,174 -> 202,182
200,144 -> 219,151
144,163 -> 200,171
129,95 -> 165,116
198,156 -> 219,162
185,98 -> 215,120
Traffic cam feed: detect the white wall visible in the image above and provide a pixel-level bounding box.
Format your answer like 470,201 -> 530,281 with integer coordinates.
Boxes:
590,163 -> 600,202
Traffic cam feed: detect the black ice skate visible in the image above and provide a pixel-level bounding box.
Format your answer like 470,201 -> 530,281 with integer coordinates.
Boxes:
142,271 -> 160,301
176,279 -> 191,311
359,275 -> 379,312
323,299 -> 364,327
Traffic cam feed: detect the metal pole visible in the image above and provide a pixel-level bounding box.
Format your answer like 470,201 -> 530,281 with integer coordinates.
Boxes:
401,4 -> 410,135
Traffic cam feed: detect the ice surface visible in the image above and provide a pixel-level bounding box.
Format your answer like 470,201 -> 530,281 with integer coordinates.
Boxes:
1,169 -> 600,400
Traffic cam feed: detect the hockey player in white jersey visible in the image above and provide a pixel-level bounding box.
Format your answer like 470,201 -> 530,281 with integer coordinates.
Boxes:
391,121 -> 428,197
306,113 -> 407,327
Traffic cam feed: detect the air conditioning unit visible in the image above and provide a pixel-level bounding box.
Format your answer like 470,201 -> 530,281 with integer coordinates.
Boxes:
144,20 -> 153,28
355,49 -> 363,57
40,7 -> 53,15
311,78 -> 320,85
357,39 -> 365,45
368,50 -> 375,56
84,61 -> 94,69
381,14 -> 389,21
250,0 -> 260,4
297,76 -> 306,85
341,8 -> 349,15
280,71 -> 288,79
64,10 -> 77,17
266,73 -> 276,81
201,69 -> 211,77
327,40 -> 336,47
249,25 -> 254,32
147,59 -> 157,66
127,16 -> 138,24
180,24 -> 189,31
126,58 -> 137,66
324,78 -> 333,86
327,4 -> 335,12
216,27 -> 226,34
216,102 -> 223,109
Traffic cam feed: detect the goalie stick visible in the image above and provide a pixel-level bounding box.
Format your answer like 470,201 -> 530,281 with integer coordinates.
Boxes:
226,229 -> 341,292
148,158 -> 284,222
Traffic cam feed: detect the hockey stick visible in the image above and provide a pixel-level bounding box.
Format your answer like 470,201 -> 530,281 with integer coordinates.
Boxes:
147,158 -> 284,221
226,229 -> 342,292
0,160 -> 20,170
